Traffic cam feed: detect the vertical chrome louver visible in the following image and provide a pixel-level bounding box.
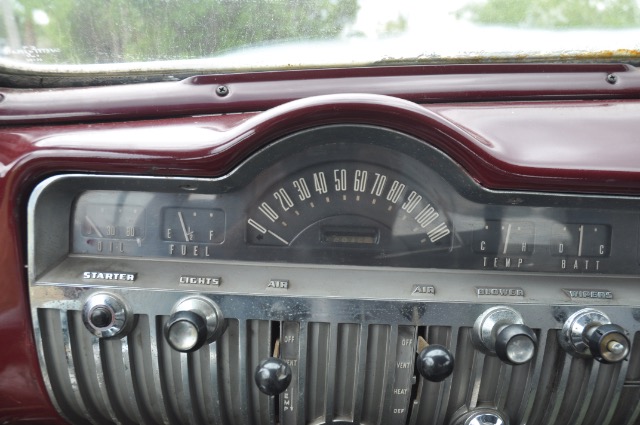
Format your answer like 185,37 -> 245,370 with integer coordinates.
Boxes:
35,307 -> 638,425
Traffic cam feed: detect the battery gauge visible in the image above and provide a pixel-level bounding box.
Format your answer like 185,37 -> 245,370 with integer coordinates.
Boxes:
551,224 -> 610,257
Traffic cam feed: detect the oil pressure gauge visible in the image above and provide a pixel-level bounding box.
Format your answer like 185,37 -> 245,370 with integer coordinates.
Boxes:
74,200 -> 146,256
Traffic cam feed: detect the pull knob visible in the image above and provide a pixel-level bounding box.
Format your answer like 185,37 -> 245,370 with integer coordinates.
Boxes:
164,296 -> 225,353
559,308 -> 630,363
472,306 -> 537,365
495,324 -> 537,365
254,357 -> 292,396
416,344 -> 455,382
165,310 -> 208,352
585,324 -> 630,363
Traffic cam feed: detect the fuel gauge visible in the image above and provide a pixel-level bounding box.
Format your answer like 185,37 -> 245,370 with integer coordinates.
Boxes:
162,208 -> 225,243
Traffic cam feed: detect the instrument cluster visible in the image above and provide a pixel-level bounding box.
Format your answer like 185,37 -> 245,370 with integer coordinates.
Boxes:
66,125 -> 637,275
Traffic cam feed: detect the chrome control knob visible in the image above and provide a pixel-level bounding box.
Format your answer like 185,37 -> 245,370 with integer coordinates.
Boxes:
472,306 -> 537,365
452,409 -> 508,425
164,296 -> 225,353
465,411 -> 507,425
82,292 -> 132,338
495,324 -> 537,365
417,344 -> 455,382
560,308 -> 630,363
254,357 -> 292,396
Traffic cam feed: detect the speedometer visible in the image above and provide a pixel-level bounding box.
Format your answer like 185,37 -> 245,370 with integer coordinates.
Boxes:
242,137 -> 455,267
246,161 -> 452,249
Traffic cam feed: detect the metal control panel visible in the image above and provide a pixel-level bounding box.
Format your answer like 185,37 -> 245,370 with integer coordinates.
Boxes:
27,125 -> 640,425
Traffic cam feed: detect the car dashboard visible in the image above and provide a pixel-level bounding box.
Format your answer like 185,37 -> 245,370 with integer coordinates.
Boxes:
2,64 -> 640,425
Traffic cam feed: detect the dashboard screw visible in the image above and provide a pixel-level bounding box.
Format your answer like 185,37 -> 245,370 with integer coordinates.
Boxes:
606,74 -> 618,84
216,85 -> 230,97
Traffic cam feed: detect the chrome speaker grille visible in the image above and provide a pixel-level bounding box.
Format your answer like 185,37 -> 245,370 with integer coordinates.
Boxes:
33,301 -> 640,425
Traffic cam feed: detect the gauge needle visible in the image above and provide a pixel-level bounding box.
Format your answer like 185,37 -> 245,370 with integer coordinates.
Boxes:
578,225 -> 584,257
503,224 -> 512,255
85,216 -> 104,238
178,212 -> 193,241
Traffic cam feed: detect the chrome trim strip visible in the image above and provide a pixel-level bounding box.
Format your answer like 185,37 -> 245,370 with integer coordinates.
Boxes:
496,363 -> 513,411
147,317 -> 171,424
352,323 -> 369,423
60,310 -> 96,424
381,325 -> 399,424
91,336 -> 120,424
120,337 -> 145,424
601,361 -> 629,425
571,361 -> 600,424
518,329 -> 549,424
544,354 -> 571,424
33,308 -> 65,420
237,319 -> 251,425
296,322 -> 308,425
324,322 -> 339,423
467,351 -> 484,410
435,326 -> 459,425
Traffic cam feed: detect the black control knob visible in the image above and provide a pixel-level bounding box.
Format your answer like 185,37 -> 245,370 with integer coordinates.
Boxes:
164,296 -> 226,353
495,324 -> 537,365
164,310 -> 208,353
584,323 -> 630,364
89,306 -> 114,328
254,357 -> 292,396
416,345 -> 455,382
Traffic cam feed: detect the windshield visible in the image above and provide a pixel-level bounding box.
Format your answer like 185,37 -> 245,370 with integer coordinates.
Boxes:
1,0 -> 640,75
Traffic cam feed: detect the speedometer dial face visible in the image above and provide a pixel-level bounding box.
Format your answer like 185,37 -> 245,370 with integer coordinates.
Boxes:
243,140 -> 455,267
246,161 -> 451,249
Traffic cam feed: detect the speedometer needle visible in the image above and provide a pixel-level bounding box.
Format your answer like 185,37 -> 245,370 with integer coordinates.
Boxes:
178,212 -> 193,241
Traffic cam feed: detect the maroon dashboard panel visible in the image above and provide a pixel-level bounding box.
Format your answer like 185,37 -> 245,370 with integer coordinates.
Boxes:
1,64 -> 640,422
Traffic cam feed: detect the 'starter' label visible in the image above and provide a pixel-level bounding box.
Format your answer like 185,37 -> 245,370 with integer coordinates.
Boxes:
83,271 -> 137,281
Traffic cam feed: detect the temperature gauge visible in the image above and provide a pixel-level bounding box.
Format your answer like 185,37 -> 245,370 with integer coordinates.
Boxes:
473,221 -> 535,255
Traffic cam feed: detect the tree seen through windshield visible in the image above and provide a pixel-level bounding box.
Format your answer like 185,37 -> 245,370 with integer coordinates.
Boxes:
1,0 -> 640,69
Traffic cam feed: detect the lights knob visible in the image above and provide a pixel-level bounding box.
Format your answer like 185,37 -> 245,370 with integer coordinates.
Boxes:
559,308 -> 630,363
417,344 -> 455,382
254,357 -> 292,396
164,296 -> 225,353
472,306 -> 537,365
165,310 -> 208,352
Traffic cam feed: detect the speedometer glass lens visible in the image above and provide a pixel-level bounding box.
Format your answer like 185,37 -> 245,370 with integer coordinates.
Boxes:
70,126 -> 637,274
246,160 -> 451,255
